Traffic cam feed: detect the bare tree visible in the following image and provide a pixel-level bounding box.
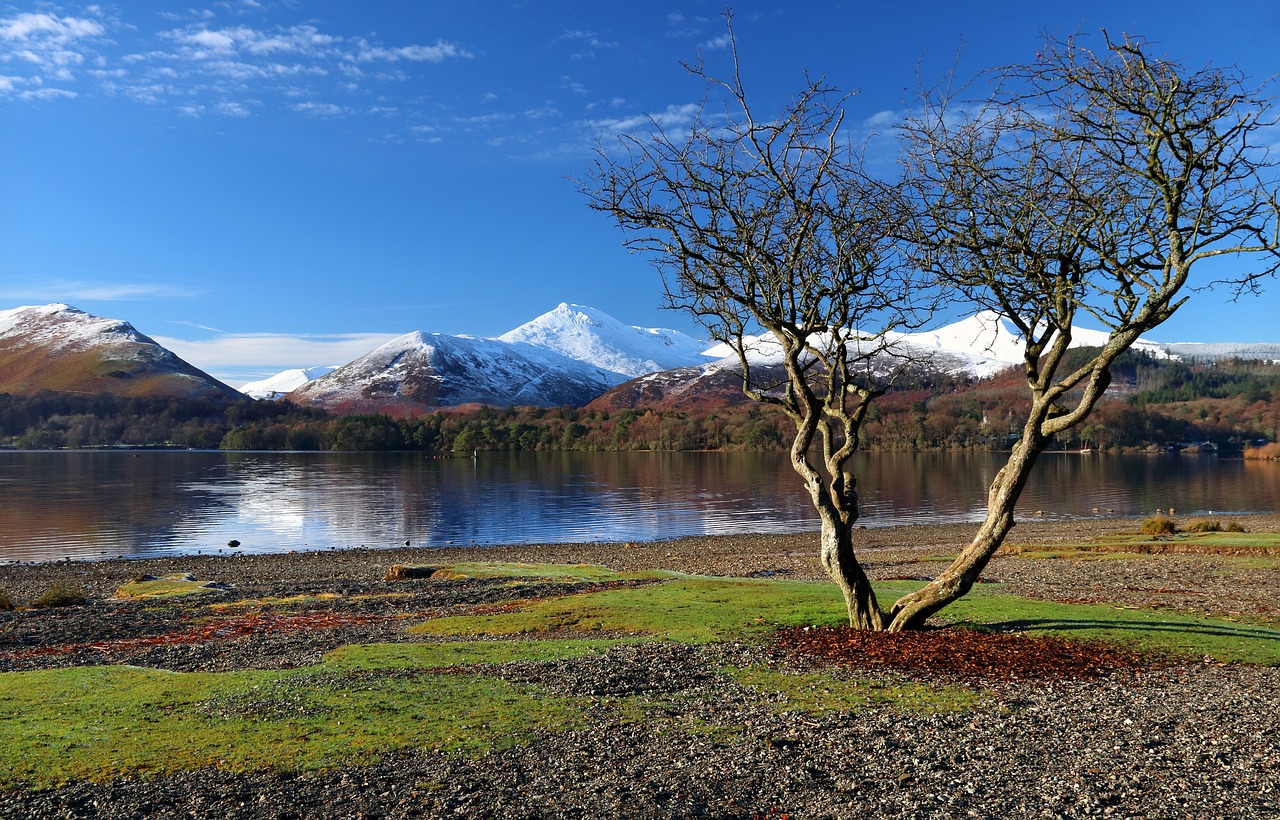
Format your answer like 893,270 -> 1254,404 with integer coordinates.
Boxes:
889,32 -> 1280,630
580,24 -> 926,629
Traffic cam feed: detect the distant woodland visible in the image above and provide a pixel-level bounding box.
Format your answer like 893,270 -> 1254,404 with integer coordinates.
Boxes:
2,351 -> 1278,453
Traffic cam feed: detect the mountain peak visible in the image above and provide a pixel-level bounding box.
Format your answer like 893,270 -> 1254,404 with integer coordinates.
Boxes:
499,303 -> 710,378
0,304 -> 243,400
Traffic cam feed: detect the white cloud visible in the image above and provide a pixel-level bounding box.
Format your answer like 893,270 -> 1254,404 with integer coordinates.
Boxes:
0,281 -> 201,301
0,10 -> 108,92
0,12 -> 104,42
583,102 -> 702,138
93,19 -> 474,118
354,40 -> 471,63
701,34 -> 731,51
558,29 -> 617,50
292,100 -> 349,117
153,331 -> 400,381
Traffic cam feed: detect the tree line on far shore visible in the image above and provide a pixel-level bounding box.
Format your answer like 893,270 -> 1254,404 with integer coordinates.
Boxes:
2,352 -> 1277,453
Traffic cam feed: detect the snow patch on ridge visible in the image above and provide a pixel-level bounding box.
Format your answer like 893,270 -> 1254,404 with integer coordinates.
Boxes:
499,302 -> 711,378
239,366 -> 338,399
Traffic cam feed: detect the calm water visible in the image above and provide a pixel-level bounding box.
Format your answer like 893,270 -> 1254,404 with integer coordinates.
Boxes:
1,450 -> 1276,563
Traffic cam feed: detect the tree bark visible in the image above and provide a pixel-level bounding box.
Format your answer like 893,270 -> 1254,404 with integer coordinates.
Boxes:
886,424 -> 1046,631
818,510 -> 884,630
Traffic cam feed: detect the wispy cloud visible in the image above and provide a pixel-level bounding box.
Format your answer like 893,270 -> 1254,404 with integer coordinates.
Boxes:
153,331 -> 400,383
0,9 -> 110,94
664,12 -> 706,40
0,281 -> 203,302
2,6 -> 472,119
166,319 -> 227,333
558,28 -> 618,56
581,102 -> 702,140
700,34 -> 731,51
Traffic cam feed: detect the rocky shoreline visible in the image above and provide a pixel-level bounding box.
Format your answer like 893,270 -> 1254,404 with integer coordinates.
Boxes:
2,516 -> 1278,818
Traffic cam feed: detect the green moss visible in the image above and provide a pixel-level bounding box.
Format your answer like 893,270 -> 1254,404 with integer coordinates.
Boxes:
426,562 -> 675,583
322,639 -> 620,671
35,582 -> 86,608
1089,531 -> 1280,551
1007,548 -> 1155,561
114,575 -> 224,600
937,587 -> 1280,665
723,665 -> 982,714
408,576 -> 914,643
5,559 -> 1280,791
0,649 -> 589,789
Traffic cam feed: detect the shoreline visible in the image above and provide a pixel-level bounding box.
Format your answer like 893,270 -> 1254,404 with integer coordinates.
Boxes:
4,512 -> 1279,607
2,514 -> 1278,817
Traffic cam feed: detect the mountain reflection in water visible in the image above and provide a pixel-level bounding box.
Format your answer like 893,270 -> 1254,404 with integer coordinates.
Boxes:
0,450 -> 1274,563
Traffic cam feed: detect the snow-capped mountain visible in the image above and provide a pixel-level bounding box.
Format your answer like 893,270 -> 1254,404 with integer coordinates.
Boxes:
288,331 -> 619,414
500,302 -> 711,378
0,304 -> 243,401
239,366 -> 338,400
266,303 -> 713,411
1160,341 -> 1280,363
888,311 -> 1171,378
592,311 -> 1181,410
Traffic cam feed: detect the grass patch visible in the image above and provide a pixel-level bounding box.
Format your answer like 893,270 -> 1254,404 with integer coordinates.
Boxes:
1182,517 -> 1246,534
35,582 -> 86,608
1005,547 -> 1153,561
0,590 -> 13,610
409,576 -> 919,643
114,574 -> 224,600
5,559 -> 1279,791
0,642 -> 597,789
1086,530 -> 1280,552
411,571 -> 1280,665
208,593 -> 345,610
419,562 -> 673,583
1142,514 -> 1177,535
322,639 -> 619,672
724,665 -> 982,714
937,586 -> 1280,665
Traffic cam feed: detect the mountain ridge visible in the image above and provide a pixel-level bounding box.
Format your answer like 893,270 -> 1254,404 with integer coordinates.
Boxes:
3,301 -> 1275,414
0,304 -> 243,401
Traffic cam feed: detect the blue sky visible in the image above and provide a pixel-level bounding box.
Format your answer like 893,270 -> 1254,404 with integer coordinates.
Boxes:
3,1 -> 1280,385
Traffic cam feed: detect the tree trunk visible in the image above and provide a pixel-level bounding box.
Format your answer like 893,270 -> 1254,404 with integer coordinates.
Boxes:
886,430 -> 1046,631
818,511 -> 884,630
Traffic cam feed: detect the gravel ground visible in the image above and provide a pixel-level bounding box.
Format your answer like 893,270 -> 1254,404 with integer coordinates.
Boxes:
1,515 -> 1278,819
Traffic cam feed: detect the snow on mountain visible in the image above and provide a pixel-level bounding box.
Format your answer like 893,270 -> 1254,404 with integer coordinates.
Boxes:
698,312 -> 1171,379
289,330 -> 619,414
592,310 -> 1193,409
239,366 -> 338,400
0,304 -> 244,400
890,311 -> 1171,378
499,302 -> 711,379
1159,341 -> 1280,362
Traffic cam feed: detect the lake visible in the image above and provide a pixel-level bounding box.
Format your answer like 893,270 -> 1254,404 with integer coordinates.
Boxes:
1,450 -> 1275,564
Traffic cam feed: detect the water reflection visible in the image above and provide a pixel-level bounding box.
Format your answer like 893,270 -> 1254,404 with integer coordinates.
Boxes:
0,450 -> 1274,563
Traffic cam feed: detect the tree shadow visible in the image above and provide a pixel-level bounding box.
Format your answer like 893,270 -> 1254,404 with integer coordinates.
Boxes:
983,617 -> 1280,643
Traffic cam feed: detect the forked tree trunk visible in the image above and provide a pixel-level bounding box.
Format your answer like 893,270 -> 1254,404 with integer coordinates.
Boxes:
817,508 -> 884,630
886,429 -> 1047,631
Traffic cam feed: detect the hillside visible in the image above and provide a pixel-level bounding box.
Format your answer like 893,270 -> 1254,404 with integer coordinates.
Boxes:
0,305 -> 243,401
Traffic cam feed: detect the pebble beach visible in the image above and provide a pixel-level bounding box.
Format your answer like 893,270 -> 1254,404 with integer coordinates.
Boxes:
1,515 -> 1278,818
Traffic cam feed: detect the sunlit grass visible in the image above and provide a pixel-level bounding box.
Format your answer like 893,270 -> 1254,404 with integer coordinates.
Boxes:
114,574 -> 225,600
4,557 -> 1280,791
724,665 -> 983,714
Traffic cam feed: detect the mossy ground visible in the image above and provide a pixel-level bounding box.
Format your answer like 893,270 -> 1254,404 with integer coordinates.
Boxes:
2,554 -> 1277,791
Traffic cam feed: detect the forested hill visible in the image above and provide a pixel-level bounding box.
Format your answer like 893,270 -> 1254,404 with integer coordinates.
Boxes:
1,350 -> 1277,452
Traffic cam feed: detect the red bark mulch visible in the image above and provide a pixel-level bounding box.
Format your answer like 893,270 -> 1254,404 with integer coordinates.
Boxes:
1,610 -> 388,660
775,625 -> 1157,680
